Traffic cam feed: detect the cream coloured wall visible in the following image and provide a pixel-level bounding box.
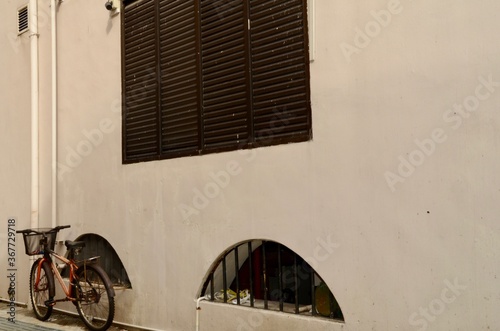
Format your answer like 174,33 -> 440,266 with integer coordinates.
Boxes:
1,0 -> 500,330
0,0 -> 36,308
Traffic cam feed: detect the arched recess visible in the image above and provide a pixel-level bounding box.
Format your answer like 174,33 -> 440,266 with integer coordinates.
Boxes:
200,240 -> 344,321
66,233 -> 132,288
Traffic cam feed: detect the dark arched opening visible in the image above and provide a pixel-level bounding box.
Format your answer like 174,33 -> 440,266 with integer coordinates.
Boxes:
66,233 -> 132,288
200,240 -> 344,321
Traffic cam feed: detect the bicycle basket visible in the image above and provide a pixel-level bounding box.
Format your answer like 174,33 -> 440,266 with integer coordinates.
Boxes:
21,229 -> 57,256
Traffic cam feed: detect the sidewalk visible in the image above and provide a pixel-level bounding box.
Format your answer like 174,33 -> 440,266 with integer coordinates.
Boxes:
0,303 -> 128,331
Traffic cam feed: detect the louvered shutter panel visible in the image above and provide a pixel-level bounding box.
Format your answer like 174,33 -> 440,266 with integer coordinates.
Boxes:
200,0 -> 251,150
159,0 -> 200,157
122,0 -> 311,163
250,0 -> 311,145
123,0 -> 160,161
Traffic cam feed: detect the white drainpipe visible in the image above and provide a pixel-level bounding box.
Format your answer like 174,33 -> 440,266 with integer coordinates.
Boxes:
51,0 -> 58,228
195,295 -> 209,331
30,0 -> 39,231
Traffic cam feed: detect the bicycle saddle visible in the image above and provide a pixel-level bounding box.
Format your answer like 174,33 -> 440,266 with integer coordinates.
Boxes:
65,240 -> 86,250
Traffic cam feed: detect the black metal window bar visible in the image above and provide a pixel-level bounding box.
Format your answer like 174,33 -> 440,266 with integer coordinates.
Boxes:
200,240 -> 344,321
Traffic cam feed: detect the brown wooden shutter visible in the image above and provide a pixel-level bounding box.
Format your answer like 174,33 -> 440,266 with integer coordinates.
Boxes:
250,0 -> 311,145
122,0 -> 311,163
159,0 -> 201,157
123,0 -> 160,161
200,0 -> 251,151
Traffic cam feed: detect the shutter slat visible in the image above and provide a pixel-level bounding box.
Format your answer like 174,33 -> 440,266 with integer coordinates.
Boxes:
123,0 -> 159,160
250,0 -> 302,21
254,81 -> 307,101
250,0 -> 311,144
252,43 -> 305,67
201,0 -> 250,149
159,0 -> 200,155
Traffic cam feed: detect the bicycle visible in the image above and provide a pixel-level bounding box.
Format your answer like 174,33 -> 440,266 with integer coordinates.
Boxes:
17,225 -> 115,331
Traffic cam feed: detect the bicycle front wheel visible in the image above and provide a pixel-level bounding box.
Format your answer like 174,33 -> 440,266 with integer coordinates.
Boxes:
75,264 -> 115,331
30,258 -> 55,321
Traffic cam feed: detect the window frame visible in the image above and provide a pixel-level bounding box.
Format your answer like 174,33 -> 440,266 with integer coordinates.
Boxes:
200,240 -> 344,321
121,0 -> 312,164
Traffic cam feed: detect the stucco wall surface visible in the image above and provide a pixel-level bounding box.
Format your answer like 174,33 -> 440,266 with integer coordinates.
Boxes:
1,0 -> 500,330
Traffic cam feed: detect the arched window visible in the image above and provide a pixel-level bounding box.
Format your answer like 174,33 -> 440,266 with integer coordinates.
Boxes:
200,240 -> 344,321
66,234 -> 132,288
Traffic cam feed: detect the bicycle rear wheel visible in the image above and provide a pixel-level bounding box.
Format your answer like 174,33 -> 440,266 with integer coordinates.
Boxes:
75,264 -> 115,331
29,258 -> 55,321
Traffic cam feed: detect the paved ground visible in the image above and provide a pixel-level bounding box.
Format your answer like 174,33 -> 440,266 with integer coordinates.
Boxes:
0,303 -> 129,331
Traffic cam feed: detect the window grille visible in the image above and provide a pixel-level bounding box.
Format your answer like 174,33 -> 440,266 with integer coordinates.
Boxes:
63,234 -> 132,288
200,240 -> 344,321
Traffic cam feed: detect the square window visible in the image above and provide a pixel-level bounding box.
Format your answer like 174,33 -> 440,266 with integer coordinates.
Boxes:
122,0 -> 312,163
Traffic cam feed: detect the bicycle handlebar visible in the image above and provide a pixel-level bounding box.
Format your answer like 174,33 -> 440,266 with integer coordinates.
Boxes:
16,225 -> 71,234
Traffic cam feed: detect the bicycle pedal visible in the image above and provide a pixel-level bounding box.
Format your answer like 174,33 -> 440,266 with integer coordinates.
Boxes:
44,299 -> 56,307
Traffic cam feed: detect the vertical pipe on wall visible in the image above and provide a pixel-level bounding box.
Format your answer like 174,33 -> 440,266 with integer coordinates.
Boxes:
30,0 -> 39,231
51,0 -> 58,228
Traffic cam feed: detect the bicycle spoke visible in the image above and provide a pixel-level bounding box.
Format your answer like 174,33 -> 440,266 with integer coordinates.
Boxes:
75,265 -> 114,330
30,259 -> 54,321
